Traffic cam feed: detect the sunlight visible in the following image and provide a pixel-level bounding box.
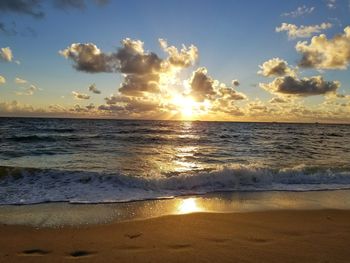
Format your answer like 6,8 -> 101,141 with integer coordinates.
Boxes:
177,198 -> 202,214
172,95 -> 198,118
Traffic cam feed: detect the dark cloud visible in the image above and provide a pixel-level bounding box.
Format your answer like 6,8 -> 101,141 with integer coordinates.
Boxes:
0,0 -> 110,34
0,22 -> 17,36
53,0 -> 86,10
60,43 -> 118,73
232,79 -> 240,87
53,0 -> 109,10
119,73 -> 160,96
88,83 -> 101,94
0,0 -> 110,16
116,39 -> 162,74
99,94 -> 161,115
0,0 -> 44,18
260,75 -> 340,96
98,104 -> 124,112
189,67 -> 216,102
61,38 -> 197,97
60,39 -> 163,75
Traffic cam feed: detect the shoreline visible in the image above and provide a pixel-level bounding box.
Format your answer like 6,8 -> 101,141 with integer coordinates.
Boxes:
2,209 -> 350,262
2,189 -> 350,227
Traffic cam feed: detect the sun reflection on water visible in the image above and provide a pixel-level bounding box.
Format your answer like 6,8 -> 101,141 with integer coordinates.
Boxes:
177,198 -> 203,214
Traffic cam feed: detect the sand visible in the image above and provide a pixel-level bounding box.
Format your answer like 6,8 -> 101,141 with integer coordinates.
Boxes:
1,209 -> 350,262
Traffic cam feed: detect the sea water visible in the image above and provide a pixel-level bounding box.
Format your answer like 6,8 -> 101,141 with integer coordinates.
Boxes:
1,118 -> 350,205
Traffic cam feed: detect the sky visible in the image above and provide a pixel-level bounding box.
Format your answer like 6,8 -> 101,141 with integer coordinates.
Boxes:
0,0 -> 350,122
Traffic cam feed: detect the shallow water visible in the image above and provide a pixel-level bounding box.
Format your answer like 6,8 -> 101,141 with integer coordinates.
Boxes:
1,118 -> 350,204
1,190 -> 350,227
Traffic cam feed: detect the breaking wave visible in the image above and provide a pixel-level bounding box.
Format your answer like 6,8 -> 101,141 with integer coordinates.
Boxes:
1,164 -> 350,205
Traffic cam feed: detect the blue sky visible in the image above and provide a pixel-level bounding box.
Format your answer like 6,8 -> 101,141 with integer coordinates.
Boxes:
1,0 -> 350,122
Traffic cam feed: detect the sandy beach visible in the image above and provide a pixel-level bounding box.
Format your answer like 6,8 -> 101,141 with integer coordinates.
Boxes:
1,209 -> 350,262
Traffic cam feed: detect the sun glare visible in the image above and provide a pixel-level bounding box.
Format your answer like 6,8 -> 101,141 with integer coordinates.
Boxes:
172,95 -> 198,118
177,198 -> 202,214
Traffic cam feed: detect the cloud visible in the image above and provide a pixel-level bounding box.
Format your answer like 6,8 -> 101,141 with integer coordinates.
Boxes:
119,73 -> 160,96
15,77 -> 28,84
296,26 -> 350,69
72,91 -> 90,100
159,38 -> 198,68
276,23 -> 332,39
88,83 -> 101,94
216,83 -> 246,101
269,97 -> 288,104
258,58 -> 296,77
62,38 -> 249,119
281,5 -> 315,17
60,38 -> 163,75
232,79 -> 240,87
54,0 -> 109,9
260,75 -> 340,96
0,47 -> 13,62
94,0 -> 110,6
0,0 -> 44,18
86,103 -> 95,110
53,0 -> 86,10
61,38 -> 198,98
116,38 -> 164,75
326,0 -> 336,9
0,75 -> 6,85
189,67 -> 216,102
59,43 -> 117,73
186,67 -> 247,116
0,0 -> 110,18
0,22 -> 17,36
16,84 -> 38,96
99,94 -> 161,114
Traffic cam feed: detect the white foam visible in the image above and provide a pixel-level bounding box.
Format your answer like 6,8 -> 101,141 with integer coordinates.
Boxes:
1,163 -> 350,205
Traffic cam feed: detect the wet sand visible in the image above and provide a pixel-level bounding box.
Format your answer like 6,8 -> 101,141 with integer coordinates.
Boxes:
1,209 -> 350,262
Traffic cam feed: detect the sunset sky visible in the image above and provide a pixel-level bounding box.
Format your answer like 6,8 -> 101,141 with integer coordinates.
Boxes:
1,0 -> 350,122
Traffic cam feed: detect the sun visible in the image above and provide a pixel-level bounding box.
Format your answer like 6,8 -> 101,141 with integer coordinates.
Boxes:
172,95 -> 197,118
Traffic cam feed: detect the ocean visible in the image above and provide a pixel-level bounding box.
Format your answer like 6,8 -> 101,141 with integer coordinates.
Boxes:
1,117 -> 350,205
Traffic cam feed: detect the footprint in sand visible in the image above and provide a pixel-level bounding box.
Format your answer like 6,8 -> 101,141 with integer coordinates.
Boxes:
247,237 -> 271,243
69,250 -> 96,258
167,244 -> 192,250
20,249 -> 50,256
125,232 -> 143,239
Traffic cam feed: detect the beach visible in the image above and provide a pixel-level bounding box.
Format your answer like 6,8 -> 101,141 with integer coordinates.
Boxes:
1,209 -> 350,262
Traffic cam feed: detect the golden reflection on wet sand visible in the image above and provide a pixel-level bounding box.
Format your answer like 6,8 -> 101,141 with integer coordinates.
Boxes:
176,198 -> 203,214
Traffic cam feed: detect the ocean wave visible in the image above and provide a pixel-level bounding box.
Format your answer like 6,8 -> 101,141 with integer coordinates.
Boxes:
1,164 -> 350,205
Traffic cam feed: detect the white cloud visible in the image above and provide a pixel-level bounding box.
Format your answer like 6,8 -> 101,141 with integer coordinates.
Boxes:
0,47 -> 13,62
258,58 -> 296,77
276,23 -> 332,39
326,0 -> 336,9
15,85 -> 38,96
0,75 -> 6,85
296,26 -> 350,69
281,5 -> 315,17
72,91 -> 90,100
15,77 -> 28,84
